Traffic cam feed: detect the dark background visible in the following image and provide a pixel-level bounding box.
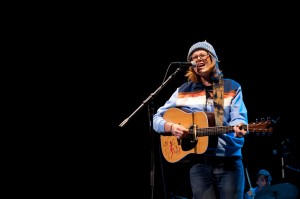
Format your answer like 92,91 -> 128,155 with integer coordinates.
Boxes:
68,4 -> 300,199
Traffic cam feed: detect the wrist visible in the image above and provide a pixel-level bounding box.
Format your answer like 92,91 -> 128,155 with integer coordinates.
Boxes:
170,123 -> 174,133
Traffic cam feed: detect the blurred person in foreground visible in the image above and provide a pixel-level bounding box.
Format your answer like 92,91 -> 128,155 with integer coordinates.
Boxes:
245,169 -> 272,199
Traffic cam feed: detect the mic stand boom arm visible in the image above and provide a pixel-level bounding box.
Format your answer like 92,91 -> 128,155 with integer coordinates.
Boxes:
119,66 -> 181,127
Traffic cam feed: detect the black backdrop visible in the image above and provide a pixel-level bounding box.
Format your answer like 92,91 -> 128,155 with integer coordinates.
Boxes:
73,6 -> 300,199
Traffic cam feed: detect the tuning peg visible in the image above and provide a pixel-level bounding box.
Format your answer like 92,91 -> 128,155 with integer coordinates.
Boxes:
255,132 -> 272,136
256,132 -> 266,136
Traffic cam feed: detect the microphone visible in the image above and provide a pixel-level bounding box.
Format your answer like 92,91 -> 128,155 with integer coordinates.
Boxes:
172,61 -> 196,67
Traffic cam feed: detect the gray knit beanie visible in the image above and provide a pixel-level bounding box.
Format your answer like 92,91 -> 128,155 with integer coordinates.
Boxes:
187,41 -> 218,61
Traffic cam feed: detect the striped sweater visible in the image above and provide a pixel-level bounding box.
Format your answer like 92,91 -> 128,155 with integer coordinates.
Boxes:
153,78 -> 248,157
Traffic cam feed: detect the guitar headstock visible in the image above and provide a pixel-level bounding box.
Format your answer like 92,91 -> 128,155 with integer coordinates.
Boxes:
248,118 -> 275,136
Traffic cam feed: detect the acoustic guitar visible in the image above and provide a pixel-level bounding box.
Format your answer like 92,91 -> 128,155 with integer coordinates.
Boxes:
161,108 -> 274,163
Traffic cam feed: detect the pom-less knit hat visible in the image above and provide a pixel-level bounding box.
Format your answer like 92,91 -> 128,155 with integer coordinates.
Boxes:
187,41 -> 218,62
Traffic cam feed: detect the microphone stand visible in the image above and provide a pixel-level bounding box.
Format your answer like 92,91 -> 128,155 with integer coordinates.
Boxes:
281,156 -> 285,179
285,165 -> 300,173
119,66 -> 183,199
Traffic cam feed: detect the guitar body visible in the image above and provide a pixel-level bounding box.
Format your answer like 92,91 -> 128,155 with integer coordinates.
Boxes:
161,108 -> 215,163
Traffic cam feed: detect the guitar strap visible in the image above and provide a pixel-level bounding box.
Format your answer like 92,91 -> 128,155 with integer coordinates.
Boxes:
213,78 -> 224,127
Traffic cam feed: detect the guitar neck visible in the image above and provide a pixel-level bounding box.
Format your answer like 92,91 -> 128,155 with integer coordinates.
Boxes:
192,124 -> 248,136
